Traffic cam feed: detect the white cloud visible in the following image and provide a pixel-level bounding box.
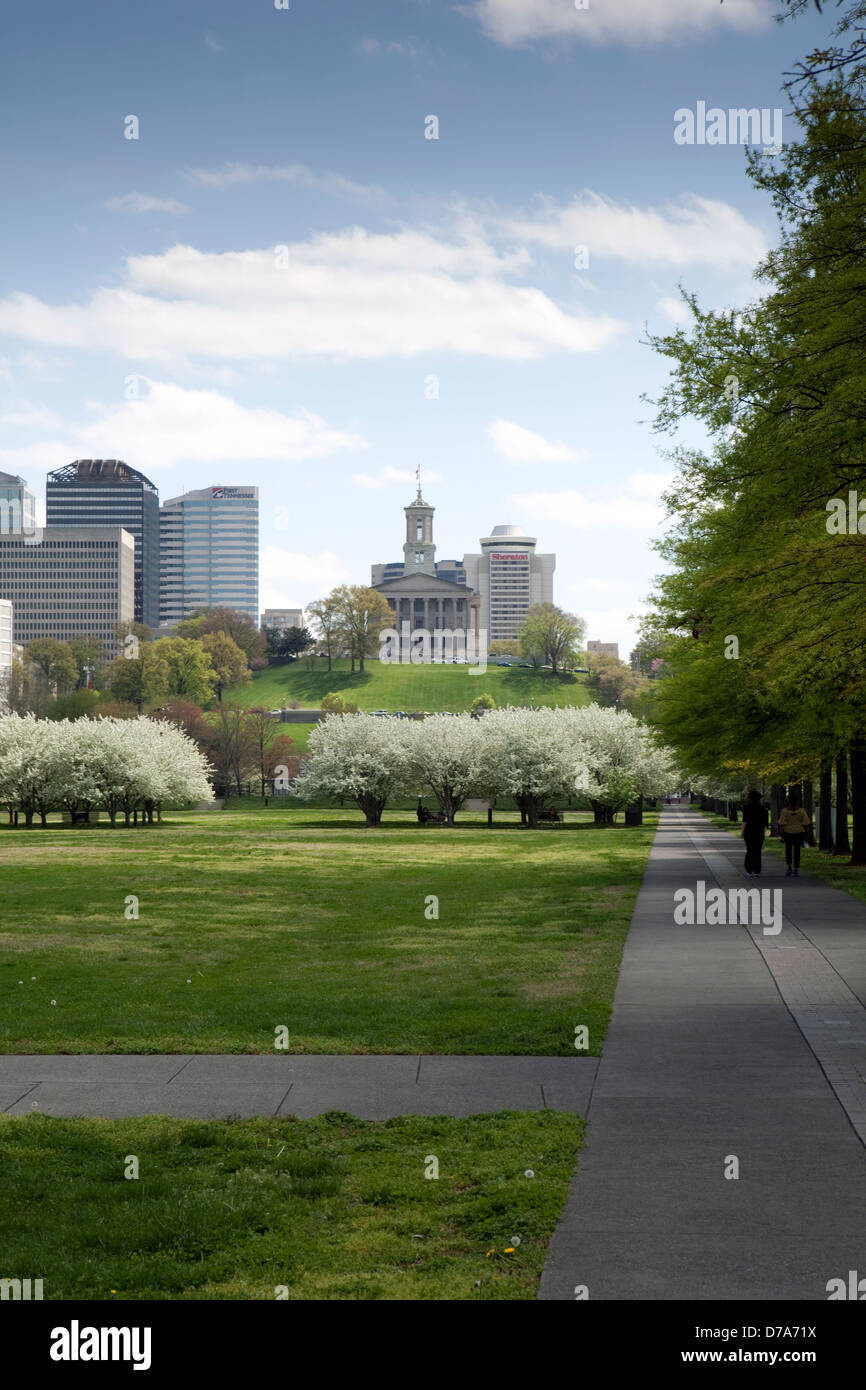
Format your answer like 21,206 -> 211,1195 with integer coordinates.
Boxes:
0,235 -> 623,365
353,466 -> 442,490
359,36 -> 421,59
468,0 -> 772,47
569,578 -> 627,595
513,473 -> 673,530
0,379 -> 369,475
185,163 -> 384,203
489,419 -> 583,464
503,192 -> 767,271
203,32 -> 224,54
655,295 -> 690,325
260,547 -> 352,605
105,192 -> 191,215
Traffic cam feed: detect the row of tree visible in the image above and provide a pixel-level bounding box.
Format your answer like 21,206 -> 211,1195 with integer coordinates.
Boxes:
638,1 -> 866,862
0,715 -> 213,827
295,705 -> 678,827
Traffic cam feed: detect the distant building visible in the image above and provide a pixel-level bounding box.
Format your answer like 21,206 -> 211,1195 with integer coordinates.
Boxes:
462,526 -> 555,643
0,528 -> 134,655
0,599 -> 13,701
372,487 -> 480,635
587,640 -> 619,659
262,608 -> 304,630
160,485 -> 259,627
46,460 -> 160,630
0,472 -> 38,536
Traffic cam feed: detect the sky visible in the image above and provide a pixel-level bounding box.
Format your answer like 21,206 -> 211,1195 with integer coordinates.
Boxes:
0,0 -> 834,655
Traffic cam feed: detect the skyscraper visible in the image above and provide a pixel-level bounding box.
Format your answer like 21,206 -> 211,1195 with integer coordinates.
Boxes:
159,485 -> 259,627
0,528 -> 134,655
462,526 -> 555,642
46,460 -> 159,629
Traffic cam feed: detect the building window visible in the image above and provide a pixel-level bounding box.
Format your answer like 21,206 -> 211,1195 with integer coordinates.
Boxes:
415,551 -> 424,564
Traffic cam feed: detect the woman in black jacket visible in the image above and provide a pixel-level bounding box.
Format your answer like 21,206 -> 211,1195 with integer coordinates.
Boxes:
741,790 -> 769,876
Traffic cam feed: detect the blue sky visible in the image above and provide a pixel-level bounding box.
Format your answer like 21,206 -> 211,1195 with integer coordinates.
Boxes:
0,0 -> 832,653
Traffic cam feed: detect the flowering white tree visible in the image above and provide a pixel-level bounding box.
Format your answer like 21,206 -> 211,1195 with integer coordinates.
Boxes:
405,713 -> 486,825
294,712 -> 413,825
563,705 -> 679,824
0,715 -> 68,826
479,706 -> 590,828
0,714 -> 213,827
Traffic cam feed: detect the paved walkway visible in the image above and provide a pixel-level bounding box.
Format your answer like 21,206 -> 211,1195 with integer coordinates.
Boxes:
0,1055 -> 597,1120
539,807 -> 866,1301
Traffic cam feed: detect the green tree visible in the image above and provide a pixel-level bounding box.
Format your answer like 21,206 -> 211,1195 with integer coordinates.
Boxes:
200,631 -> 250,702
25,639 -> 78,695
306,597 -> 345,672
332,585 -> 394,674
518,604 -> 585,674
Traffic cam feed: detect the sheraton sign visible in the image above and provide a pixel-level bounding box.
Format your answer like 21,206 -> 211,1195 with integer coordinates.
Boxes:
490,552 -> 529,561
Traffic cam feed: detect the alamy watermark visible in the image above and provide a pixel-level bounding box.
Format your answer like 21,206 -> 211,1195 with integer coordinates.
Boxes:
674,103 -> 782,149
379,622 -> 488,675
0,500 -> 42,545
674,881 -> 782,936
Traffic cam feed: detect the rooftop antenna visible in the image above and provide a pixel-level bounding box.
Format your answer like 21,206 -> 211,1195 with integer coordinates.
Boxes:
415,462 -> 421,497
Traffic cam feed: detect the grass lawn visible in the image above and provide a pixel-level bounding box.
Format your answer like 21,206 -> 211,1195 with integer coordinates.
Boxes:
0,806 -> 656,1054
226,656 -> 593,713
700,810 -> 866,905
0,1109 -> 582,1300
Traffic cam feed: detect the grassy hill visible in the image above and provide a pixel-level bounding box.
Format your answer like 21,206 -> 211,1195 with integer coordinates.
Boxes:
226,657 -> 594,713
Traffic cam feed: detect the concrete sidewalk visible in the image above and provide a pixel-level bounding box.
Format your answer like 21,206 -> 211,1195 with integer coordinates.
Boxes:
539,807 -> 866,1301
0,1054 -> 597,1121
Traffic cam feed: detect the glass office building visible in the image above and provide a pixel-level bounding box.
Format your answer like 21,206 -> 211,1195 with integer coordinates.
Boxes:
160,486 -> 259,627
46,459 -> 160,630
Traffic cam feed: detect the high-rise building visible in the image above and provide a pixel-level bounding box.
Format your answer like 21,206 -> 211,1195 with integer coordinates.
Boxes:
0,528 -> 134,655
46,460 -> 159,629
462,526 -> 555,642
587,640 -> 619,659
160,485 -> 259,627
0,598 -> 13,701
0,472 -> 38,537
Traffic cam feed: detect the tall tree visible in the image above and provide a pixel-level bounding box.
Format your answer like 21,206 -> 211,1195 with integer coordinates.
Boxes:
518,604 -> 585,674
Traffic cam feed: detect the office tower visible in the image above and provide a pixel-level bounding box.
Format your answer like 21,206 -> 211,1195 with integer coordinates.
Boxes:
587,640 -> 619,659
0,529 -> 134,655
160,486 -> 259,627
0,472 -> 38,536
0,598 -> 13,700
462,526 -> 556,642
46,459 -> 159,629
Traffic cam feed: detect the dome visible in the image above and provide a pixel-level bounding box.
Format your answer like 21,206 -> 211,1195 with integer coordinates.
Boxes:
490,525 -> 527,537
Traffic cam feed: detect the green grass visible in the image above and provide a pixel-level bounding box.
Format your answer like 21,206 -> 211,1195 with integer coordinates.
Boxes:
0,1109 -> 582,1300
700,809 -> 866,905
0,806 -> 656,1054
226,656 -> 594,713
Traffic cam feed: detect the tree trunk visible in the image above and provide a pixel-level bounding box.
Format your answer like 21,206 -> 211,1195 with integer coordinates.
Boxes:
624,795 -> 643,826
728,801 -> 739,822
849,737 -> 866,866
834,753 -> 851,855
770,785 -> 784,837
819,760 -> 833,851
803,779 -> 814,824
24,808 -> 34,827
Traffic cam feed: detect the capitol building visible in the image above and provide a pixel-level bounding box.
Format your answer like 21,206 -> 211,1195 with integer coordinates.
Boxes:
371,486 -> 555,642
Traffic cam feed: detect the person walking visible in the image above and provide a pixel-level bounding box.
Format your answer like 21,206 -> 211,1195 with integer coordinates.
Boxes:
741,790 -> 769,876
779,793 -> 812,877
